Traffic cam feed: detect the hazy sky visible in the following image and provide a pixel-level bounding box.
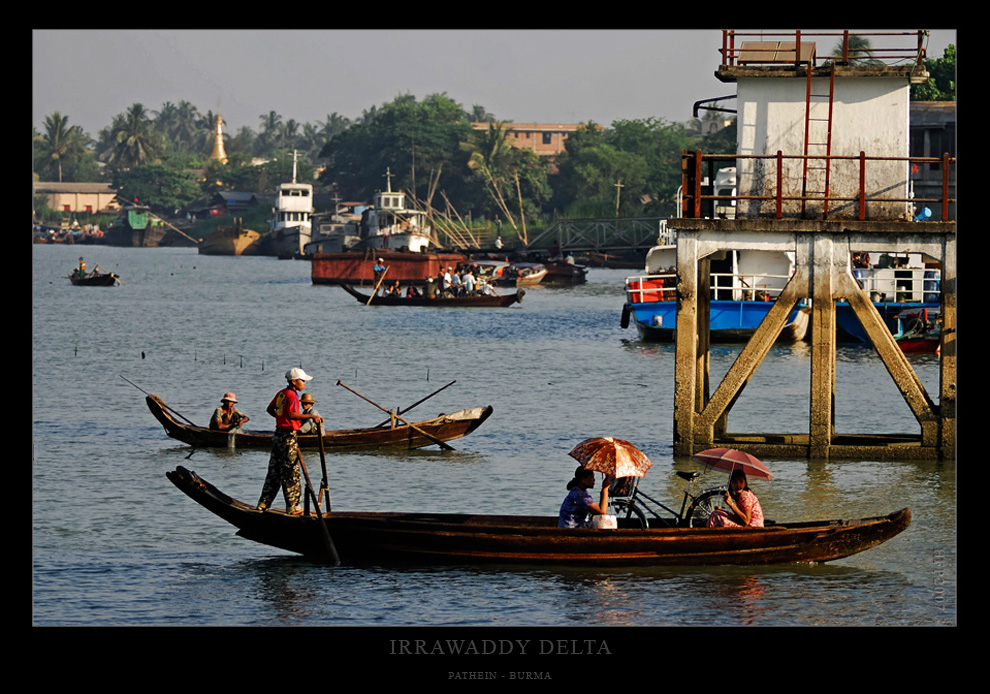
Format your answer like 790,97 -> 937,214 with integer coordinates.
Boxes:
33,29 -> 956,139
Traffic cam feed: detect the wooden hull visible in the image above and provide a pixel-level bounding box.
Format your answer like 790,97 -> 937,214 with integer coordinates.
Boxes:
340,283 -> 524,307
198,229 -> 263,256
544,262 -> 588,284
311,250 -> 466,285
103,226 -> 167,247
68,272 -> 120,286
146,394 -> 493,450
166,465 -> 911,565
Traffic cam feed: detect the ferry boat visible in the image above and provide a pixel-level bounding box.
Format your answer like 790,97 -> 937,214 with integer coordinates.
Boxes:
268,151 -> 314,258
621,221 -> 810,343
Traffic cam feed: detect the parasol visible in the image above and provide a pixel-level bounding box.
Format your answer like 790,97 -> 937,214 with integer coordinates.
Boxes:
568,436 -> 653,478
692,447 -> 773,480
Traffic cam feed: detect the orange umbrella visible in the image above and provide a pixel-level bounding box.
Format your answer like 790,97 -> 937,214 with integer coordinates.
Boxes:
568,437 -> 653,478
692,447 -> 773,480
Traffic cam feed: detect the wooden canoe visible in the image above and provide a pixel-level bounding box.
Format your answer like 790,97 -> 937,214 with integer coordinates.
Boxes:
146,394 -> 492,450
68,271 -> 121,286
166,465 -> 911,566
339,282 -> 524,307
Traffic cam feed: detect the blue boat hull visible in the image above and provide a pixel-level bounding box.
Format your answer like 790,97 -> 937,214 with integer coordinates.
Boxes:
623,300 -> 810,343
835,301 -> 939,343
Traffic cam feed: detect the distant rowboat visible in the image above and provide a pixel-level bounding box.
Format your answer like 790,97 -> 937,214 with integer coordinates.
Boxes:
68,270 -> 121,286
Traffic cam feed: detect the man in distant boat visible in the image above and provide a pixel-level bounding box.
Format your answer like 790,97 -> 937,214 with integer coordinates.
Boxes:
77,257 -> 87,279
373,258 -> 386,284
258,368 -> 323,515
209,392 -> 249,432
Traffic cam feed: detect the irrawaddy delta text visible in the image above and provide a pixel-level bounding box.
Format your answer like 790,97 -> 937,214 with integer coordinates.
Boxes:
389,639 -> 611,655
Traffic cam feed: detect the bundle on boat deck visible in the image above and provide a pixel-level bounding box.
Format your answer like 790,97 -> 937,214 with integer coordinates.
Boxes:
166,466 -> 912,566
145,394 -> 492,450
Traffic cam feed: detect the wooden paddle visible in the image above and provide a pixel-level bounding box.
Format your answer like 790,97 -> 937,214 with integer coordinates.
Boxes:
336,380 -> 454,450
372,380 -> 456,428
317,421 -> 331,510
296,446 -> 341,565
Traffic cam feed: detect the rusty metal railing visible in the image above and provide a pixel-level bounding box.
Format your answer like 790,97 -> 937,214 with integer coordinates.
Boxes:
720,30 -> 928,69
681,150 -> 955,221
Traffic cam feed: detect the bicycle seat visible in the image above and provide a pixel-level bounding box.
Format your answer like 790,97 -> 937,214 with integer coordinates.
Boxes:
676,470 -> 701,481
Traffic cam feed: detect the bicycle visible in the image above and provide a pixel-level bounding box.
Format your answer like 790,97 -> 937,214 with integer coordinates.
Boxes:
608,471 -> 729,528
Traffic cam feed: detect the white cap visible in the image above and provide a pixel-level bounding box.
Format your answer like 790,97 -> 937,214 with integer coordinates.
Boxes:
285,368 -> 313,382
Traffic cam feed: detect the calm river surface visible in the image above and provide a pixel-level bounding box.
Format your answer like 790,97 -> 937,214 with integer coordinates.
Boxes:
32,244 -> 956,643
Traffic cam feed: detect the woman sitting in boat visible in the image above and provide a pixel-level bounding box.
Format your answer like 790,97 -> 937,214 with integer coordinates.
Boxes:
558,466 -> 612,528
707,469 -> 765,528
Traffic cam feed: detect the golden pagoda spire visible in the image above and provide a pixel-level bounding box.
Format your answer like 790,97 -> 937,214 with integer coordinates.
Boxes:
210,113 -> 227,164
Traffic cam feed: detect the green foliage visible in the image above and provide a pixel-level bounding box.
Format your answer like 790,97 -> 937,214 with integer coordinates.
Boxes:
912,44 -> 956,101
319,93 -> 474,202
112,164 -> 201,215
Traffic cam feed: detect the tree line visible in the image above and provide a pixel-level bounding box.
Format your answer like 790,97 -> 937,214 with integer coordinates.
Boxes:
33,44 -> 954,225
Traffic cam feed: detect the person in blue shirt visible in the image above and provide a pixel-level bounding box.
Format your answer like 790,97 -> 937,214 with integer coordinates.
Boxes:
558,466 -> 612,528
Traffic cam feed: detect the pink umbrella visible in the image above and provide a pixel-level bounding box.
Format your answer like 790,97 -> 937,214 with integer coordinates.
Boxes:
568,437 -> 654,478
692,447 -> 773,480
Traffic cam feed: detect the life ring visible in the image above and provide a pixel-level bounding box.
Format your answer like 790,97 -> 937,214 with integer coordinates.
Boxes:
516,288 -> 526,303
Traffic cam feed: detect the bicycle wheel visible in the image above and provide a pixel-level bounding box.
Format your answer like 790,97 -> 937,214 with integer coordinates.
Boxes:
610,499 -> 648,528
684,487 -> 728,528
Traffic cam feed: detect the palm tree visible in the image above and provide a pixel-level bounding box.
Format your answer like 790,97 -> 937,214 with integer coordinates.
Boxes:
258,111 -> 285,155
36,112 -> 90,182
155,100 -> 201,153
100,103 -> 162,170
463,121 -> 519,229
832,34 -> 882,65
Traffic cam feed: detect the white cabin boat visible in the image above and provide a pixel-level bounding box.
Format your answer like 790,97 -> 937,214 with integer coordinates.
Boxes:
269,151 -> 314,258
362,168 -> 433,253
622,218 -> 810,342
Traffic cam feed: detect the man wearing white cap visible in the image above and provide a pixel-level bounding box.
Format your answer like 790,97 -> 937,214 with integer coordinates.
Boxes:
209,392 -> 249,432
258,368 -> 323,514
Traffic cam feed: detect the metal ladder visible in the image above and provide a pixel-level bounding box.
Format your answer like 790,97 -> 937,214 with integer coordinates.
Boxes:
801,60 -> 835,218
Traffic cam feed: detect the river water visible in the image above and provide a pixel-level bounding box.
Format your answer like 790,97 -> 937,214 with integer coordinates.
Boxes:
32,244 -> 955,643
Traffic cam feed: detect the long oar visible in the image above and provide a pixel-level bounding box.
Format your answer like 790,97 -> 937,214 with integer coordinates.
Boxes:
317,421 -> 331,510
336,380 -> 454,450
120,375 -> 198,427
373,380 -> 456,428
367,266 -> 389,305
297,446 -> 341,565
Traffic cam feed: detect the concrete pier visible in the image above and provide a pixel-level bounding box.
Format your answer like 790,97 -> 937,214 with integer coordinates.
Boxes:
670,217 -> 955,460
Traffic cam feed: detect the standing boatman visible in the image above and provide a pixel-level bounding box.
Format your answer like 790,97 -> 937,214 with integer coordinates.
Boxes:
257,368 -> 323,514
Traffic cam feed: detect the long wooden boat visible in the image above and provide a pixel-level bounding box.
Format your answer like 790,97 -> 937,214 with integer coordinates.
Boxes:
68,270 -> 121,286
146,394 -> 492,450
339,282 -> 524,307
166,465 -> 911,566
